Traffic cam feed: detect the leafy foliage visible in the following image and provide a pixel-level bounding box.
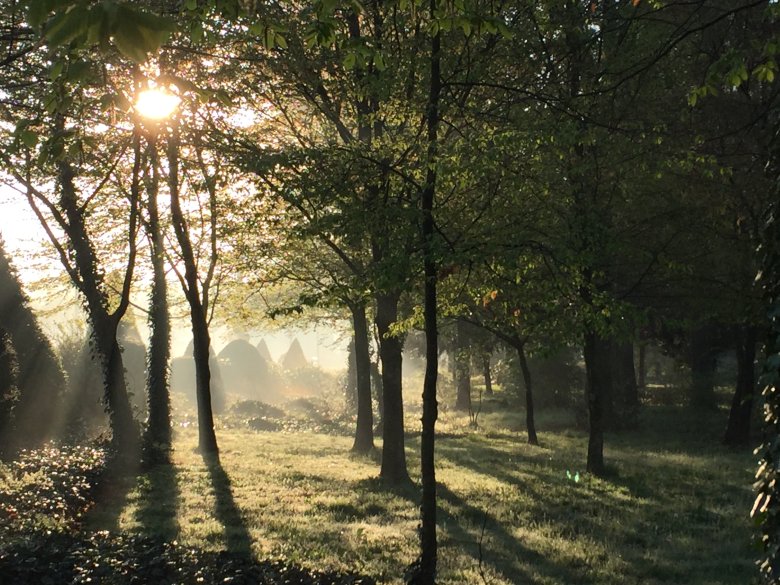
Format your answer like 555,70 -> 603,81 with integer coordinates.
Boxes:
0,444 -> 106,536
0,532 -> 376,585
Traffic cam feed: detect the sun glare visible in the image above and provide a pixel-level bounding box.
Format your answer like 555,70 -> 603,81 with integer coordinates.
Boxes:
135,88 -> 181,120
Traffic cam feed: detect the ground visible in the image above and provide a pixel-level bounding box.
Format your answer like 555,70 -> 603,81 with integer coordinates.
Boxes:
70,393 -> 757,585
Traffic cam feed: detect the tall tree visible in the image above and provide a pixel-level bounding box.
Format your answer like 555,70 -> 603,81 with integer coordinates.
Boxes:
0,242 -> 64,451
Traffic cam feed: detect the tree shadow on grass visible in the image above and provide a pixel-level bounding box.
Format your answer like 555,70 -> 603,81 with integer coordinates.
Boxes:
204,455 -> 253,556
437,482 -> 583,585
85,458 -> 141,533
135,462 -> 180,541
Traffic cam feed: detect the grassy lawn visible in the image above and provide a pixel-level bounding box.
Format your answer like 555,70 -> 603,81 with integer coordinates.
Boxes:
83,391 -> 758,585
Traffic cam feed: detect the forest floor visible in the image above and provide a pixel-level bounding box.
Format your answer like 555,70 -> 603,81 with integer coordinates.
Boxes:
74,390 -> 758,585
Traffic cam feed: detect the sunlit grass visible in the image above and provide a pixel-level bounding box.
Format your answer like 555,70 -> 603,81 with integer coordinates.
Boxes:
89,393 -> 757,584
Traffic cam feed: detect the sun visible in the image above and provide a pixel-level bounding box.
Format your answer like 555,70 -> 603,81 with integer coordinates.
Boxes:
135,88 -> 181,120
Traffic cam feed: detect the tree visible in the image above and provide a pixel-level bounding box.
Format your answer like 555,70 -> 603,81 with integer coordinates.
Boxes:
0,0 -> 176,463
0,327 -> 18,458
0,242 -> 65,451
139,112 -> 173,463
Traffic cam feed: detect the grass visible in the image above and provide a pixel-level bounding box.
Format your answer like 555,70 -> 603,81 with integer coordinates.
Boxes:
85,392 -> 757,585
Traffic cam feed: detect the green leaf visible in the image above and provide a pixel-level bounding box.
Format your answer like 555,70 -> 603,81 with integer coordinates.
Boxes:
27,0 -> 58,29
191,20 -> 204,44
67,60 -> 92,82
373,51 -> 385,71
48,60 -> 64,82
44,5 -> 88,47
343,52 -> 357,70
113,24 -> 150,63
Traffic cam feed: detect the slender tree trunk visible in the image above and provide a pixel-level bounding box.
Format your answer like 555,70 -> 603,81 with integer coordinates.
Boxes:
375,292 -> 410,485
724,326 -> 757,446
454,319 -> 472,412
409,5 -> 440,580
637,343 -> 647,391
584,331 -> 606,476
144,139 -> 172,460
482,354 -> 493,396
516,343 -> 539,446
351,303 -> 375,454
168,122 -> 218,457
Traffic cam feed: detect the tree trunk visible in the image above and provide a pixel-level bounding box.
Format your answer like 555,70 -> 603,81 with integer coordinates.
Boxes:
482,354 -> 493,396
584,331 -> 606,476
454,319 -> 472,411
93,315 -> 140,457
168,123 -> 218,458
191,313 -> 219,456
637,342 -> 646,391
58,156 -> 139,458
144,144 -> 172,461
371,359 -> 384,435
409,6 -> 440,581
611,341 -> 639,430
724,326 -> 757,446
688,327 -> 718,409
351,303 -> 375,454
516,343 -> 539,446
345,339 -> 358,413
375,292 -> 410,485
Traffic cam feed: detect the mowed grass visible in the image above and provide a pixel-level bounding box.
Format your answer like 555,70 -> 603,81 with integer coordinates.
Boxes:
87,393 -> 758,585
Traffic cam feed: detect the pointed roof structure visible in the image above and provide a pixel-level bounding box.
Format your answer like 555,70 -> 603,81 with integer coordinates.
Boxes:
281,337 -> 308,370
256,338 -> 274,363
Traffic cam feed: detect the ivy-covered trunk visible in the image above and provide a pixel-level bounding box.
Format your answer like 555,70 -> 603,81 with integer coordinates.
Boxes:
724,325 -> 756,446
144,143 -> 172,461
350,303 -> 374,454
59,157 -> 139,460
93,314 -> 140,456
375,291 -> 409,485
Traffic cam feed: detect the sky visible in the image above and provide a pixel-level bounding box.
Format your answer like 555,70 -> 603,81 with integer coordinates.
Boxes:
0,183 -> 48,269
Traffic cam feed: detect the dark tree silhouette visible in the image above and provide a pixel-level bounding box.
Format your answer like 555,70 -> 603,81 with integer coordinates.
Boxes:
0,243 -> 64,452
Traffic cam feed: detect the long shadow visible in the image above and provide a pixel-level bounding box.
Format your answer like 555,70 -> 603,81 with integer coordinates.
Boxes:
85,457 -> 141,533
204,455 -> 253,556
136,462 -> 180,541
437,482 -> 583,585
